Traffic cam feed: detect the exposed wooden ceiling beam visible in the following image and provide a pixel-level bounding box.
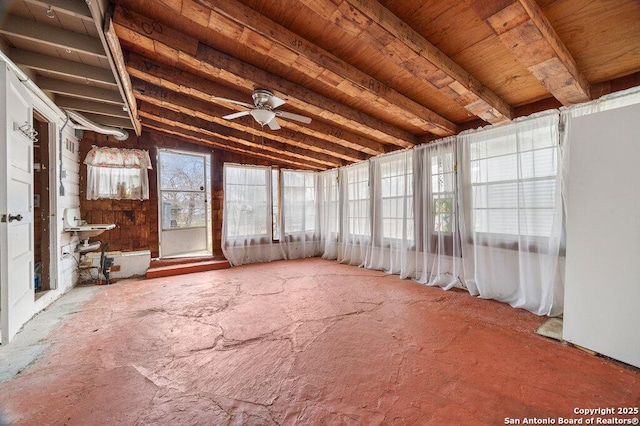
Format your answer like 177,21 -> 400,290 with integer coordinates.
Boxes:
125,52 -> 380,158
144,123 -> 318,170
133,80 -> 354,166
468,0 -> 591,105
80,112 -> 136,130
37,76 -> 124,104
193,0 -> 458,136
0,15 -> 106,58
104,12 -> 142,136
139,103 -> 335,169
55,96 -> 130,118
112,4 -> 417,149
310,0 -> 512,124
8,48 -> 116,85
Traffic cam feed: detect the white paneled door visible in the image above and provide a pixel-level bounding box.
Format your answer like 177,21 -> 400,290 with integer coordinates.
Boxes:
1,64 -> 35,344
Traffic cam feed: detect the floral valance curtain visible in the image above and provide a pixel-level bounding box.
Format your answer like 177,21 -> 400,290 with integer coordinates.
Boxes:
84,146 -> 152,200
84,146 -> 152,169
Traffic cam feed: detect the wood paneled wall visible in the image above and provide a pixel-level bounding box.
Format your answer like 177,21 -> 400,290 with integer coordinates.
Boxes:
78,130 -> 269,259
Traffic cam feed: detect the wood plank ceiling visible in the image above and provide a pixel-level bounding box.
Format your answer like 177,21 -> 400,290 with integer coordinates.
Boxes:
4,0 -> 640,170
0,0 -> 140,132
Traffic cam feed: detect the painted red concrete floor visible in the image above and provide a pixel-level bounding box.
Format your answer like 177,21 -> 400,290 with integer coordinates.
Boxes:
0,258 -> 638,425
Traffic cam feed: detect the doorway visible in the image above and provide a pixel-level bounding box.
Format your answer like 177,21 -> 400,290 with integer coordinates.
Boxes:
33,112 -> 52,296
158,149 -> 211,258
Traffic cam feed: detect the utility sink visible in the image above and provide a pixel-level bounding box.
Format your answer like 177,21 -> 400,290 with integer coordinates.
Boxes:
65,224 -> 116,240
63,208 -> 115,243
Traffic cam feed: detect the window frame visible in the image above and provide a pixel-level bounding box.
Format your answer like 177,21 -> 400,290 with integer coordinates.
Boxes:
465,120 -> 560,251
223,164 -> 273,243
377,152 -> 415,248
343,163 -> 372,243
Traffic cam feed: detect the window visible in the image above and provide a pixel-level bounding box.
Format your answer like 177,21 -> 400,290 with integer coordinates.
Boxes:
345,162 -> 370,239
84,146 -> 151,200
431,152 -> 455,233
224,164 -> 271,240
281,170 -> 316,235
379,152 -> 414,243
468,121 -> 558,239
272,169 -> 280,240
159,150 -> 208,229
318,169 -> 340,242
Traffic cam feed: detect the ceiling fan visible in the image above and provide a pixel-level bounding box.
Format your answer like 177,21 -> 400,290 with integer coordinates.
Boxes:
214,89 -> 312,130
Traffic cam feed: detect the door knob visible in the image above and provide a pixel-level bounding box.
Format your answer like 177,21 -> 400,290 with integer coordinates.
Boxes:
8,214 -> 23,222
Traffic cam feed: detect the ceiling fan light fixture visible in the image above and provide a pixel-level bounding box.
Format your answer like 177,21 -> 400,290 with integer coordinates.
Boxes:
251,109 -> 275,126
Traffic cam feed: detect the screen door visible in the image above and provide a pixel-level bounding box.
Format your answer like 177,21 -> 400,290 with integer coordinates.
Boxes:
158,149 -> 211,258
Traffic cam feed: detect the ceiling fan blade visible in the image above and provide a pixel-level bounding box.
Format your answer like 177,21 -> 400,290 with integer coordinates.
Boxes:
266,95 -> 286,110
223,111 -> 251,120
214,97 -> 254,109
267,118 -> 281,130
275,110 -> 312,124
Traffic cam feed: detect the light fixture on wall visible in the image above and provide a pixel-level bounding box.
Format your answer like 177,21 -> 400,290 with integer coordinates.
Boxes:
46,6 -> 56,19
250,109 -> 276,127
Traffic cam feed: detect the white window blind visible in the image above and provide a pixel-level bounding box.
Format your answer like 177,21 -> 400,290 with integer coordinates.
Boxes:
345,162 -> 371,239
377,151 -> 414,243
468,121 -> 558,238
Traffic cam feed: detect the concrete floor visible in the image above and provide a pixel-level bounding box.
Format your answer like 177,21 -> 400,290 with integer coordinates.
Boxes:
0,258 -> 638,425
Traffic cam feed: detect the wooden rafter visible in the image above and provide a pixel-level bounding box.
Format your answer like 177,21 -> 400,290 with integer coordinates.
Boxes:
8,48 -> 116,85
22,0 -> 94,21
301,0 -> 512,125
112,4 -> 417,149
81,113 -> 136,129
132,78 -> 362,165
139,103 -> 333,169
193,0 -> 458,136
125,53 -> 380,158
144,121 -> 319,170
104,13 -> 142,135
0,15 -> 106,58
37,76 -> 124,104
55,96 -> 130,118
468,0 -> 591,105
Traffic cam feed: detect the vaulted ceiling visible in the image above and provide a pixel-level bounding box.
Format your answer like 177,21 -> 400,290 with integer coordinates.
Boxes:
2,0 -> 640,170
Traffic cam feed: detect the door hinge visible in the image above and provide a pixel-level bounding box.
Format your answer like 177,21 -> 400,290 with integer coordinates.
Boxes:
1,214 -> 5,223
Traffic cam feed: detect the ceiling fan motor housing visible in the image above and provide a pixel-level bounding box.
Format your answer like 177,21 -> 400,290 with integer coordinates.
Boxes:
252,89 -> 274,108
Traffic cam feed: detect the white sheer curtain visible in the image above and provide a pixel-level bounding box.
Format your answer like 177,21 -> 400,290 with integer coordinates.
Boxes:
222,163 -> 278,266
279,169 -> 322,259
412,137 -> 462,289
458,112 -> 564,316
84,145 -> 152,200
337,161 -> 371,266
364,150 -> 414,277
318,169 -> 340,260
